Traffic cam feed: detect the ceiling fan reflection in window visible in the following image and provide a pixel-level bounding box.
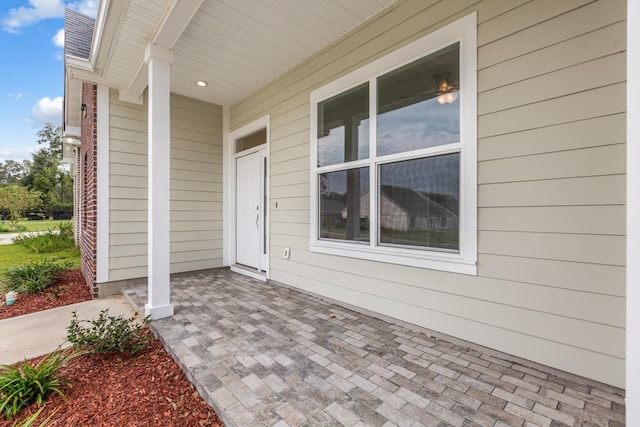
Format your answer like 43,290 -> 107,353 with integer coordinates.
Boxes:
433,73 -> 459,104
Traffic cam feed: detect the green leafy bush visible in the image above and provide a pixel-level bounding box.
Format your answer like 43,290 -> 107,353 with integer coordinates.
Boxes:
67,309 -> 151,356
0,350 -> 78,419
13,223 -> 74,253
3,259 -> 71,294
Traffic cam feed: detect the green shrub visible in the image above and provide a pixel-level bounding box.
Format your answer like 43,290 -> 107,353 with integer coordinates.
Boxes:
3,259 -> 71,294
0,350 -> 78,419
13,223 -> 74,254
67,309 -> 151,356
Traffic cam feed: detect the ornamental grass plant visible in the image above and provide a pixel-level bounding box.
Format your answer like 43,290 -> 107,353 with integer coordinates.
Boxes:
0,350 -> 79,419
3,259 -> 72,295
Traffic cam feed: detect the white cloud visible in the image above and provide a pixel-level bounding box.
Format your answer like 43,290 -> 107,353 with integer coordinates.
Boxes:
2,0 -> 65,34
31,96 -> 63,125
52,28 -> 64,47
0,145 -> 38,162
2,0 -> 98,34
67,0 -> 98,17
7,93 -> 24,101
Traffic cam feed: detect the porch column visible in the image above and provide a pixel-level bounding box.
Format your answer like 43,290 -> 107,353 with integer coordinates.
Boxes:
627,0 -> 639,423
145,44 -> 174,320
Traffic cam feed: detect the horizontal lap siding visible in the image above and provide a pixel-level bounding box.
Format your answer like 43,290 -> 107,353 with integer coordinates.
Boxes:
109,91 -> 223,280
230,0 -> 626,386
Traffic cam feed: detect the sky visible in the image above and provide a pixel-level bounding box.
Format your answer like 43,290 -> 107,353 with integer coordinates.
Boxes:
0,0 -> 98,162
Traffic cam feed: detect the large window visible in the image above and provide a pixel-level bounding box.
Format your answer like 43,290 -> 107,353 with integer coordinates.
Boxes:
310,14 -> 477,274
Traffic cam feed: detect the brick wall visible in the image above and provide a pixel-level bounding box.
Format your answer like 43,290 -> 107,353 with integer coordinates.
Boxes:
80,83 -> 98,296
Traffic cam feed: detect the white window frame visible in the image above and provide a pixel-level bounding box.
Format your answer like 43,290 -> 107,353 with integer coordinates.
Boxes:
309,13 -> 477,275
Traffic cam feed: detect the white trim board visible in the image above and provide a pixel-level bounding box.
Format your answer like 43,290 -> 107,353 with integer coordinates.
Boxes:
222,106 -> 231,266
96,85 -> 110,283
627,0 -> 639,422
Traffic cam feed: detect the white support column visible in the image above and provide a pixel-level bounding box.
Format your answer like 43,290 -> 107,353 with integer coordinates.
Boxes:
145,44 -> 174,320
628,0 -> 639,423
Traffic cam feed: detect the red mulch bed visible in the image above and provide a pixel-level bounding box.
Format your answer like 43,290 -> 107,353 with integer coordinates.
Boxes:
0,269 -> 223,426
0,269 -> 91,320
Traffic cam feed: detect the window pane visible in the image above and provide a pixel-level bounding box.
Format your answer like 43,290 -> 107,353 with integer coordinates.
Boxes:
317,83 -> 369,167
320,167 -> 370,242
377,43 -> 460,157
236,128 -> 266,153
379,154 -> 459,251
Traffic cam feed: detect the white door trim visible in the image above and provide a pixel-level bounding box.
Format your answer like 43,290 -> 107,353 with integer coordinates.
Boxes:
225,115 -> 271,280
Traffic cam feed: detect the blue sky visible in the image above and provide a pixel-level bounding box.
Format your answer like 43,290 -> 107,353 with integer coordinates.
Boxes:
0,0 -> 97,162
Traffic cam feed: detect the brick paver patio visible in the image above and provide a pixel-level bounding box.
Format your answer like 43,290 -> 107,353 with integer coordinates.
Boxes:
123,268 -> 625,427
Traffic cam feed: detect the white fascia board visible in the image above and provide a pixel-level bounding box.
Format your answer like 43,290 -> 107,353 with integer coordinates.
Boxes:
118,89 -> 144,105
68,68 -> 112,87
89,0 -> 111,67
65,54 -> 92,132
66,55 -> 93,71
64,75 -> 81,130
64,127 -> 81,137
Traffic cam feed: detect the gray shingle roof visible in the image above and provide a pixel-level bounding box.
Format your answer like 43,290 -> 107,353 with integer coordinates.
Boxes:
65,8 -> 95,60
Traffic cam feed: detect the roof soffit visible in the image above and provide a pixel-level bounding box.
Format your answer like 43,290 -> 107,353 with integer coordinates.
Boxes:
67,0 -> 398,109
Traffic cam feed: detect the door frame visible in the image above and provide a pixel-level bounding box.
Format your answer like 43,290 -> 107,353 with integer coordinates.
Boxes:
224,115 -> 271,280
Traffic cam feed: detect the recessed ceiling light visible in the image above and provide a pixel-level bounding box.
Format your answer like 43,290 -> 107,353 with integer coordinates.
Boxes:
196,80 -> 208,87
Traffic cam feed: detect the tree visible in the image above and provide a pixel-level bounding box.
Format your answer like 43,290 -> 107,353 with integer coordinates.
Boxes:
36,122 -> 63,158
0,160 -> 30,185
0,185 -> 41,228
21,123 -> 73,213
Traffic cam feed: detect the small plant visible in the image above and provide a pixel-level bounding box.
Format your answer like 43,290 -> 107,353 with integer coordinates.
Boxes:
67,309 -> 151,356
3,259 -> 71,295
13,223 -> 75,254
0,350 -> 79,419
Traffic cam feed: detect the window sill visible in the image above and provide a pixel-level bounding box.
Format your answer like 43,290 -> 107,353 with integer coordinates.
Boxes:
309,240 -> 477,275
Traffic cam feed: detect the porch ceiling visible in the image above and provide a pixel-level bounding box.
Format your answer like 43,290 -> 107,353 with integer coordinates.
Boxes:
95,0 -> 397,107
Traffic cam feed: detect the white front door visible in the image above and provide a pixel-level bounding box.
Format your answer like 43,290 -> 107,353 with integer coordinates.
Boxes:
236,150 -> 265,270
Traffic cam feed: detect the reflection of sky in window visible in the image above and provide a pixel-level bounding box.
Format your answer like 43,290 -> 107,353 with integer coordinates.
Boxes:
377,97 -> 459,157
317,119 -> 369,167
380,154 -> 459,197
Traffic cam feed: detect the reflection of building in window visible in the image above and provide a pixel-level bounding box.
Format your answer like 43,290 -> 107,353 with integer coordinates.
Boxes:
341,185 -> 458,233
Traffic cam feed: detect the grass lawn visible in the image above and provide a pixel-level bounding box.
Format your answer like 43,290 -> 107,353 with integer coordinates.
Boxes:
0,244 -> 80,277
0,219 -> 73,234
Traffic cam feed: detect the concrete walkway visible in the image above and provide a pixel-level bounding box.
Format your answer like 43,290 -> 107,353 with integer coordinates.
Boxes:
124,269 -> 626,427
0,296 -> 138,365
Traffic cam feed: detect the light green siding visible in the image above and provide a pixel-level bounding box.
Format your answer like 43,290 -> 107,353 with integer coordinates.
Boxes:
230,0 -> 626,386
109,91 -> 223,280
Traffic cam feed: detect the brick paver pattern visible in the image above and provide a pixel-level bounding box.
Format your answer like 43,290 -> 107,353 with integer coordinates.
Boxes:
124,269 -> 625,427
